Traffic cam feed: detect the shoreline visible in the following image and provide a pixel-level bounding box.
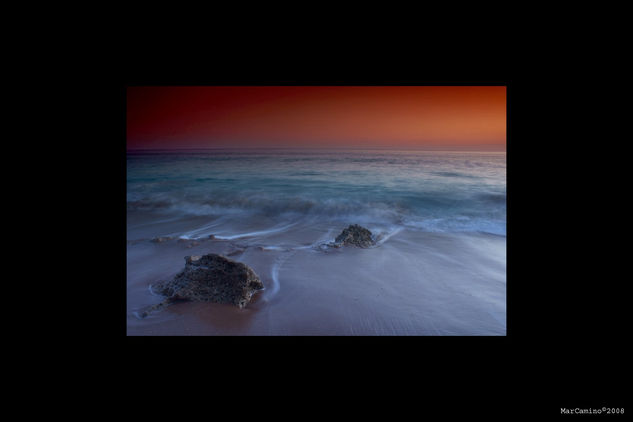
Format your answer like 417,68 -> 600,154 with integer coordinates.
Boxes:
127,215 -> 506,335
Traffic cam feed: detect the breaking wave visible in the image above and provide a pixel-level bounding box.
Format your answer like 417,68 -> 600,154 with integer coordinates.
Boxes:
127,149 -> 506,236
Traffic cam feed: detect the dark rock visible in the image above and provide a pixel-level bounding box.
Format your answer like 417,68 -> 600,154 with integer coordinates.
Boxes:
334,224 -> 375,248
208,234 -> 216,240
151,236 -> 173,243
139,254 -> 264,318
135,300 -> 173,319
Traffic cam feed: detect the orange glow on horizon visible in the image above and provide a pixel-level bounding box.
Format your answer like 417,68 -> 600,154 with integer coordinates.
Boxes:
127,86 -> 506,149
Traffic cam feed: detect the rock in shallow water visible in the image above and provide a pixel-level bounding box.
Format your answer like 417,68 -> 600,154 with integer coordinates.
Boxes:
138,254 -> 264,318
334,224 -> 375,248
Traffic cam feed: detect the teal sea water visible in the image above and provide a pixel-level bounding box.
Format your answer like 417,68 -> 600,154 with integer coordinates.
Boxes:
127,148 -> 506,238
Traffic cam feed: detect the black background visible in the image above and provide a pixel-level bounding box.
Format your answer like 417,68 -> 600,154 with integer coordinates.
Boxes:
78,38 -> 625,416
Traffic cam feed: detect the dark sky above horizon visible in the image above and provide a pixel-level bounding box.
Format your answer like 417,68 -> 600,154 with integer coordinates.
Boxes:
127,86 -> 506,149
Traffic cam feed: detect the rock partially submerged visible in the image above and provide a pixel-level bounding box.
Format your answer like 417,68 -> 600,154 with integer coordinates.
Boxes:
333,224 -> 375,248
138,254 -> 264,318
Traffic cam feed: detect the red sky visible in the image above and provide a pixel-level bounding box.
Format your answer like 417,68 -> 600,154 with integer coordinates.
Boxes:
127,86 -> 506,149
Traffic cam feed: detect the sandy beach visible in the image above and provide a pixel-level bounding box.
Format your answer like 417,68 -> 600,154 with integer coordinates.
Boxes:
126,215 -> 506,335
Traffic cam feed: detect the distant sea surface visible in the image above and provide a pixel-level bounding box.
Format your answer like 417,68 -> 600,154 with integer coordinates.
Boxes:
127,148 -> 506,238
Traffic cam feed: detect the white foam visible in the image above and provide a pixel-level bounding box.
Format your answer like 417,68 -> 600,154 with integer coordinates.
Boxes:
373,226 -> 404,246
403,217 -> 506,236
267,249 -> 298,299
213,222 -> 297,240
269,258 -> 283,297
179,218 -> 228,239
258,245 -> 287,251
262,226 -> 333,299
127,215 -> 183,229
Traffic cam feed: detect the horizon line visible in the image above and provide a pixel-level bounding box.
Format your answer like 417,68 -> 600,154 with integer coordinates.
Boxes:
127,145 -> 506,152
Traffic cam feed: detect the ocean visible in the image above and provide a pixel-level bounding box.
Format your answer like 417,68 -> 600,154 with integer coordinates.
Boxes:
127,149 -> 506,236
127,149 -> 506,335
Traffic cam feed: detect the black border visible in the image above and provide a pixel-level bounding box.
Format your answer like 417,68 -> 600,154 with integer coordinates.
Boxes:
76,22 -> 628,411
91,68 -> 625,409
121,80 -> 512,340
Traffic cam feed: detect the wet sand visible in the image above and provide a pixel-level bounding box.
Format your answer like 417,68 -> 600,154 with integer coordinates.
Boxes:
126,214 -> 506,336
